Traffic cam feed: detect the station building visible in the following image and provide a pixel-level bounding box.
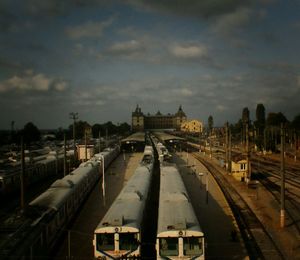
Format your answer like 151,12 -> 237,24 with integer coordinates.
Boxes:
180,119 -> 203,133
132,105 -> 187,131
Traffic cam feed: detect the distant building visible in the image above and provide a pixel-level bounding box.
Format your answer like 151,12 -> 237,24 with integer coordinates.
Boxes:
132,105 -> 187,131
77,144 -> 95,161
231,154 -> 249,181
181,119 -> 203,133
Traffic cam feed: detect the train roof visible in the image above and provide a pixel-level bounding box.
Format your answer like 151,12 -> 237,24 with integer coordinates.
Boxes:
157,165 -> 203,237
29,186 -> 73,211
95,164 -> 153,234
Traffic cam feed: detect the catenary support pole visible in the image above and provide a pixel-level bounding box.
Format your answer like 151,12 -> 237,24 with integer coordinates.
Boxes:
280,123 -> 286,228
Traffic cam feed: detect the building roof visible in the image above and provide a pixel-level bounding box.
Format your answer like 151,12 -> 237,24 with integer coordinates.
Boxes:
232,154 -> 247,163
132,104 -> 143,116
175,105 -> 186,117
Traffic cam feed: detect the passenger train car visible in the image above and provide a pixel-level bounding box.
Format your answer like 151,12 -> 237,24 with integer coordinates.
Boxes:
1,145 -> 120,260
155,141 -> 172,163
156,164 -> 205,260
93,145 -> 154,259
0,149 -> 74,195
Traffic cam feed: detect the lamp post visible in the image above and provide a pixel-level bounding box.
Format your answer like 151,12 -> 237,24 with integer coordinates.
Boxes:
99,154 -> 105,206
206,172 -> 209,204
69,112 -> 78,162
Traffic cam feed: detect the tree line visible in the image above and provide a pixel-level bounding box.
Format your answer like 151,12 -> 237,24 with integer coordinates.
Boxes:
208,104 -> 300,152
2,121 -> 131,146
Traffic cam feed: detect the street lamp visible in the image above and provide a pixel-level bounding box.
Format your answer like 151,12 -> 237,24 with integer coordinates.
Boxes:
69,112 -> 78,162
98,154 -> 105,206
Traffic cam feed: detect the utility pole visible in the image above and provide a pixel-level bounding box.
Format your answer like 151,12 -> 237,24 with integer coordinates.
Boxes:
294,130 -> 297,161
64,133 -> 67,176
199,131 -> 201,153
85,131 -> 87,161
69,112 -> 78,162
105,128 -> 108,148
229,126 -> 232,173
264,128 -> 267,153
246,121 -> 251,181
225,122 -> 229,171
280,123 -> 286,228
209,130 -> 212,159
99,131 -> 101,153
20,136 -> 26,213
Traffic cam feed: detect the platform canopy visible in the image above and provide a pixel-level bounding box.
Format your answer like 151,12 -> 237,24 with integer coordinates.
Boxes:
121,132 -> 145,144
154,132 -> 185,143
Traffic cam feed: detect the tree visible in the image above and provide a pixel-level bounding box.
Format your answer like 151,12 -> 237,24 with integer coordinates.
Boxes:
68,120 -> 90,139
241,107 -> 250,145
267,112 -> 288,127
117,122 -> 131,134
254,104 -> 266,150
208,115 -> 213,134
292,114 -> 300,131
22,122 -> 41,144
92,123 -> 103,138
255,104 -> 265,134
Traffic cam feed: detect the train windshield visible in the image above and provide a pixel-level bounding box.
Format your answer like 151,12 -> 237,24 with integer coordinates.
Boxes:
159,238 -> 178,256
96,233 -> 114,251
119,233 -> 139,250
183,237 -> 203,256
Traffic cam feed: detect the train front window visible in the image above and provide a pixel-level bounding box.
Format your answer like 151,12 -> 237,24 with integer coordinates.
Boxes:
96,233 -> 114,251
183,237 -> 203,256
159,238 -> 178,256
119,233 -> 138,250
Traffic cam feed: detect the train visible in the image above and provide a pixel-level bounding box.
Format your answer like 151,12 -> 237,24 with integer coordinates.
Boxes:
156,164 -> 205,259
0,148 -> 74,195
0,145 -> 120,260
153,139 -> 172,163
93,145 -> 154,259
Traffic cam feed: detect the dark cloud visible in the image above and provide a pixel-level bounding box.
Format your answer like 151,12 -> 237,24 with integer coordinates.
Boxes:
25,0 -> 114,17
0,8 -> 17,32
127,0 -> 252,18
0,57 -> 22,71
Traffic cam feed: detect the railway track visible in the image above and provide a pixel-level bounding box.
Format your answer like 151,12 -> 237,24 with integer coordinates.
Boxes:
192,152 -> 285,260
251,162 -> 300,237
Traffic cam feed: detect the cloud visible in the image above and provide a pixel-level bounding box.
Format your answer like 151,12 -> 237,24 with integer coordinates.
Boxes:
0,71 -> 68,93
127,0 -> 252,19
212,7 -> 253,35
106,40 -> 145,55
65,17 -> 114,39
169,43 -> 208,59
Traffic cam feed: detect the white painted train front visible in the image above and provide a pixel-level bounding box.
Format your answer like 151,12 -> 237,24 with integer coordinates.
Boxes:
156,164 -> 205,260
93,145 -> 154,259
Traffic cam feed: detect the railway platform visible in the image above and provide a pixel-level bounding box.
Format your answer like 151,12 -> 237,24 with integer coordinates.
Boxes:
173,152 -> 249,259
195,151 -> 300,259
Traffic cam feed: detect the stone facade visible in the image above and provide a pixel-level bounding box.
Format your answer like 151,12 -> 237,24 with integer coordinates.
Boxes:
132,105 -> 187,131
181,119 -> 203,133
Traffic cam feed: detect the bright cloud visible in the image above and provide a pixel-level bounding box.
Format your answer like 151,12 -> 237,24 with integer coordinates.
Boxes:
170,44 -> 207,59
0,72 -> 67,93
107,40 -> 144,54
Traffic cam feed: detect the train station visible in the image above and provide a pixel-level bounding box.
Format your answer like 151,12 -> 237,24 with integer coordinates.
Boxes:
0,128 -> 300,259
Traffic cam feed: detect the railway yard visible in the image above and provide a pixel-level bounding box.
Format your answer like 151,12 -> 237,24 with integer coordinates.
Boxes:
0,132 -> 300,259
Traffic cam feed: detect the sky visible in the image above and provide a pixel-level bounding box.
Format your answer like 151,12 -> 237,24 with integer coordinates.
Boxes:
0,0 -> 300,130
